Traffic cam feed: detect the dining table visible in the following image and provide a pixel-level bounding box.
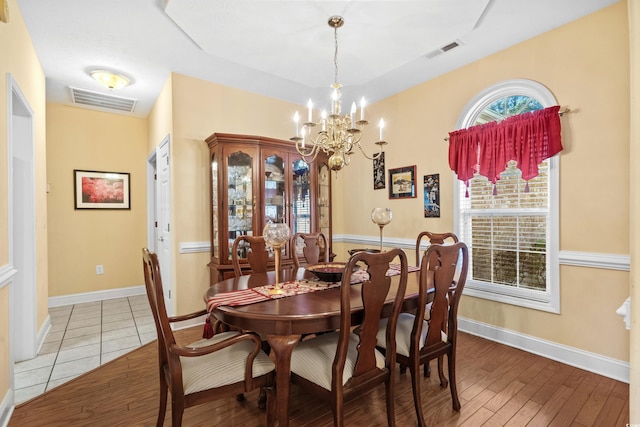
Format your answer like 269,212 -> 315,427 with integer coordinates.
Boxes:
204,265 -> 422,427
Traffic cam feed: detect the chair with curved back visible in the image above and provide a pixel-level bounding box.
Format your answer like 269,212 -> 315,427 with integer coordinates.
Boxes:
142,248 -> 275,427
415,231 -> 458,267
416,231 -> 458,267
289,248 -> 409,427
231,235 -> 271,277
291,232 -> 329,269
376,242 -> 469,427
412,232 -> 460,380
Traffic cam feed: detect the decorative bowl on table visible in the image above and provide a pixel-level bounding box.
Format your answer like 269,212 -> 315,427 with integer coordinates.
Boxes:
347,248 -> 381,256
306,263 -> 349,283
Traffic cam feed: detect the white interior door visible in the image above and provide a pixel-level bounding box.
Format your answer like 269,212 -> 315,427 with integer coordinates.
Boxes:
156,136 -> 173,315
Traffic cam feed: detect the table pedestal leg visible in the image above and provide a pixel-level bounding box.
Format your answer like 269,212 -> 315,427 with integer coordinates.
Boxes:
266,334 -> 301,427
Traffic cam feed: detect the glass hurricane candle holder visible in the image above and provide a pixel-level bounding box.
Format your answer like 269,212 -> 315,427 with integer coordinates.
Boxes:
263,222 -> 291,295
371,208 -> 392,252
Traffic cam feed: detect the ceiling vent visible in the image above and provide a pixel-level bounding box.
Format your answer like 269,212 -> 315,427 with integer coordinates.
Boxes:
425,40 -> 462,59
69,87 -> 137,113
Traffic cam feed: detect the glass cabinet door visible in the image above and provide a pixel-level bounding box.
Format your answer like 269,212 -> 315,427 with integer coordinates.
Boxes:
211,153 -> 219,258
291,159 -> 311,235
318,164 -> 330,238
264,155 -> 286,224
227,151 -> 253,260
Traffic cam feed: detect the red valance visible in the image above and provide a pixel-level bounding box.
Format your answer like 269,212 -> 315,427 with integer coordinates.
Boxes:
448,105 -> 563,194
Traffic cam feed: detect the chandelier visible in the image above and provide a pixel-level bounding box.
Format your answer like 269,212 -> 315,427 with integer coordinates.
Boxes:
290,16 -> 387,172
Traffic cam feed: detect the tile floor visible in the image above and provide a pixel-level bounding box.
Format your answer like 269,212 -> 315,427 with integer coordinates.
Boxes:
14,295 -> 156,405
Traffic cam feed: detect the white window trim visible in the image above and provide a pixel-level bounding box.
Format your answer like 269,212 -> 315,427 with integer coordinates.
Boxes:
453,79 -> 560,313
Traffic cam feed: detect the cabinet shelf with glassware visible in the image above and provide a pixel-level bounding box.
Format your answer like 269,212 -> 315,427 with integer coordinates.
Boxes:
206,133 -> 332,283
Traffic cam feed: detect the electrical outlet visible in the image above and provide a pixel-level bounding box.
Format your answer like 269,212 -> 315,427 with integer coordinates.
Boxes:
96,265 -> 104,275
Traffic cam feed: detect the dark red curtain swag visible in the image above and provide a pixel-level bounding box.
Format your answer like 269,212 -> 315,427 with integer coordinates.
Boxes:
448,105 -> 562,196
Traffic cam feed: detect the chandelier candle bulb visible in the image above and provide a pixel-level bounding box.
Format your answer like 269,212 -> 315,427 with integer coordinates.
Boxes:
350,102 -> 356,128
307,99 -> 313,122
379,118 -> 385,141
360,97 -> 366,121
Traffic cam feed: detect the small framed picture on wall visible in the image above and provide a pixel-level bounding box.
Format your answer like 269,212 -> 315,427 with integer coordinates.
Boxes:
388,165 -> 416,199
373,152 -> 385,190
423,173 -> 440,218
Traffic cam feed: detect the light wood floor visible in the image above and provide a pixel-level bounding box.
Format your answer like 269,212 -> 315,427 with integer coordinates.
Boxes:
10,326 -> 629,426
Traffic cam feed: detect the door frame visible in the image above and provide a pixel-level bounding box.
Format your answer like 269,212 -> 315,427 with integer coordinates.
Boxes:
7,73 -> 37,367
146,135 -> 173,315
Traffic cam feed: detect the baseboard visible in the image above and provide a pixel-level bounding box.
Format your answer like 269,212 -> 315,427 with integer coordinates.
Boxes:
459,317 -> 630,384
36,315 -> 51,355
172,314 -> 207,332
0,388 -> 14,427
48,285 -> 146,308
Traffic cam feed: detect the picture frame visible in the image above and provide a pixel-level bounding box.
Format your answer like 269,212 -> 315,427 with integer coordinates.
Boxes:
74,169 -> 130,210
423,173 -> 440,218
373,152 -> 386,190
388,165 -> 416,199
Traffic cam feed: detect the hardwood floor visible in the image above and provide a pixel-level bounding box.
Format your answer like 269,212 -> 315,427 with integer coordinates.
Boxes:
10,327 -> 629,426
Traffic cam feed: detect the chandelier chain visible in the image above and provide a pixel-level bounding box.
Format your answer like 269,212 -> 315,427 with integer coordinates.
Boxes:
334,26 -> 339,86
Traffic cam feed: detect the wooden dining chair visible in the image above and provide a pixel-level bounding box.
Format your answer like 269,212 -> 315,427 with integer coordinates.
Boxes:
231,235 -> 270,277
142,248 -> 275,427
376,242 -> 469,427
291,232 -> 329,269
289,249 -> 409,427
415,231 -> 458,267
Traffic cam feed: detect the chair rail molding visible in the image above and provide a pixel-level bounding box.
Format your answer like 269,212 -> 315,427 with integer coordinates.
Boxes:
0,263 -> 17,289
179,241 -> 210,254
558,250 -> 630,271
334,235 -> 631,271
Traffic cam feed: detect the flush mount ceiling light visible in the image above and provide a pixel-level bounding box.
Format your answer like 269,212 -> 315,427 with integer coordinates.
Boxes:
90,69 -> 131,90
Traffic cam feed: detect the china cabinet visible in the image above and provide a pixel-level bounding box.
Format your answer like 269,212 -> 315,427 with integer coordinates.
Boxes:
206,133 -> 332,282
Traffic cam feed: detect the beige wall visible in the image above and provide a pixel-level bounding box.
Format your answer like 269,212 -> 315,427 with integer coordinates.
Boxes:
146,73 -> 300,314
153,3 -> 632,363
0,0 -> 48,402
334,2 -> 630,361
46,104 -> 148,296
148,77 -> 173,154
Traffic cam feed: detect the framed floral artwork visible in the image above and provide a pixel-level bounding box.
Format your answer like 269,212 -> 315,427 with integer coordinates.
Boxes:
74,169 -> 130,209
388,165 -> 416,199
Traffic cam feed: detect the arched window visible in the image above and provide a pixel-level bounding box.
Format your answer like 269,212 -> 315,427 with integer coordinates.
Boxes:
454,79 -> 560,313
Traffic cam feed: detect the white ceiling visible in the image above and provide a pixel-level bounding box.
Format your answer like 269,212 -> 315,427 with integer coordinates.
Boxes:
16,0 -> 619,118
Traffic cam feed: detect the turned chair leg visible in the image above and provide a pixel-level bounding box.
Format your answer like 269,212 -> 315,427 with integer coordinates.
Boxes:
437,356 -> 448,388
258,388 -> 267,409
448,353 -> 461,411
410,362 -> 427,427
157,383 -> 168,427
